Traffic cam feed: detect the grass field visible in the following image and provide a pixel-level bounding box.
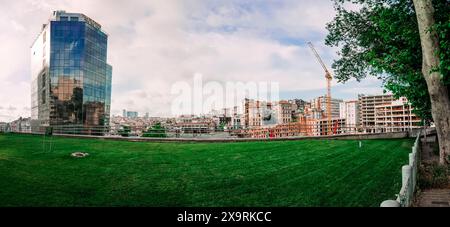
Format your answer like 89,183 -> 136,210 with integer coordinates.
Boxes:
0,133 -> 413,207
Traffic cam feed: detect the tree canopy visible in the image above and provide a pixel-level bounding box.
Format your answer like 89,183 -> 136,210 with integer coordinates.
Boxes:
326,0 -> 450,122
118,125 -> 131,137
143,123 -> 167,138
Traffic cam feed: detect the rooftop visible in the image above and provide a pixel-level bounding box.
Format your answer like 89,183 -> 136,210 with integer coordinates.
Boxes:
31,10 -> 107,47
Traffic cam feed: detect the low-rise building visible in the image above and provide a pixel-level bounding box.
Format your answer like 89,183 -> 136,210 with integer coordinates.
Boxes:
236,122 -> 313,138
109,115 -> 172,136
9,117 -> 32,133
174,116 -> 216,134
312,118 -> 347,136
0,122 -> 7,132
231,114 -> 244,130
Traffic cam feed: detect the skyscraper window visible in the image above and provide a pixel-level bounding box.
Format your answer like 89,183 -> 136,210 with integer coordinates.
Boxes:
31,11 -> 112,134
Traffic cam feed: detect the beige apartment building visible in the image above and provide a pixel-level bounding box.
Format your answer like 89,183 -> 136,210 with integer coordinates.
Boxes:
275,100 -> 293,124
243,99 -> 294,128
244,99 -> 272,128
339,100 -> 359,133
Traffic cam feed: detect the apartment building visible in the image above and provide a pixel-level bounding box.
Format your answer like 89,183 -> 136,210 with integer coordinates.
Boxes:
244,99 -> 275,128
9,117 -> 32,133
275,100 -> 293,124
174,115 -> 216,133
0,122 -> 7,132
339,100 -> 359,133
310,96 -> 343,119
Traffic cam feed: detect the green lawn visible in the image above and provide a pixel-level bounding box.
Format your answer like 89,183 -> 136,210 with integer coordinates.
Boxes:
0,133 -> 413,207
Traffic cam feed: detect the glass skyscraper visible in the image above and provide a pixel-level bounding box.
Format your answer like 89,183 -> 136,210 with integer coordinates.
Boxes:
31,11 -> 112,134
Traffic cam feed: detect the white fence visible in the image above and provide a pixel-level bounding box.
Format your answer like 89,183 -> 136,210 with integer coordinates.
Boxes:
381,132 -> 421,207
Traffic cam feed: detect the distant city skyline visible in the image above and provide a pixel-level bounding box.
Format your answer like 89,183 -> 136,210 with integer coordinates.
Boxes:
0,0 -> 384,122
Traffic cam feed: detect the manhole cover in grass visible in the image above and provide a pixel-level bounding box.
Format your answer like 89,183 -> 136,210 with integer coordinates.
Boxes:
71,152 -> 90,158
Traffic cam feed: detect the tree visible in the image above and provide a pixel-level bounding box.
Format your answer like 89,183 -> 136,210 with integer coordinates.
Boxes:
326,0 -> 450,164
118,125 -> 131,137
218,122 -> 226,131
413,0 -> 450,165
142,123 -> 167,138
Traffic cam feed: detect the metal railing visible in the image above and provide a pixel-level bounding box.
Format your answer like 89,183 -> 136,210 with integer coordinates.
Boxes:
380,131 -> 421,207
31,125 -> 111,136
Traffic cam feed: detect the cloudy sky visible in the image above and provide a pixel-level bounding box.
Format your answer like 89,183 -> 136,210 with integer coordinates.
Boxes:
0,0 -> 384,121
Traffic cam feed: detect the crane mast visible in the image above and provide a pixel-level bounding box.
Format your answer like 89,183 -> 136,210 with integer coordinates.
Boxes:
307,42 -> 333,135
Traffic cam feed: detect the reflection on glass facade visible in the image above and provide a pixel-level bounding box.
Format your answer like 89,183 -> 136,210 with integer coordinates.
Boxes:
31,11 -> 112,133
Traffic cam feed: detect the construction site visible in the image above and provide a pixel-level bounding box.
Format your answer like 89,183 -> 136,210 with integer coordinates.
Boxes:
231,43 -> 423,139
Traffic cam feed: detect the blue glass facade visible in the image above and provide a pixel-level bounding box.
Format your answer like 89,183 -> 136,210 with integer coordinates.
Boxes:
31,11 -> 112,133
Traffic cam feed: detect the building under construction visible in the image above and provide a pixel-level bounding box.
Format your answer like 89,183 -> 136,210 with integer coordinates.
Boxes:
235,121 -> 309,139
236,116 -> 346,138
374,97 -> 421,133
234,43 -> 421,139
358,94 -> 395,132
236,94 -> 421,138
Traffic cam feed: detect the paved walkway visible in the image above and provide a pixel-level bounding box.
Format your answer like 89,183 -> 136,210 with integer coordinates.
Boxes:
415,135 -> 450,207
416,189 -> 450,207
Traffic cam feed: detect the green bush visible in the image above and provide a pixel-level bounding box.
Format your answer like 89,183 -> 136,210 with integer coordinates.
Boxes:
118,125 -> 131,137
45,127 -> 53,136
142,123 -> 167,138
419,163 -> 449,189
433,143 -> 440,156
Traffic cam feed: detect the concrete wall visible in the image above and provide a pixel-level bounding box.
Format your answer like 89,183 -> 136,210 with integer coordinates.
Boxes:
14,130 -> 416,143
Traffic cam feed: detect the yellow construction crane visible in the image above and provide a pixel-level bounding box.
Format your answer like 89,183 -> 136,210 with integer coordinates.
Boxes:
307,42 -> 333,135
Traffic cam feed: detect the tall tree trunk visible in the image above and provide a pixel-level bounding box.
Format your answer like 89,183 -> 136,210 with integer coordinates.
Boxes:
413,0 -> 450,165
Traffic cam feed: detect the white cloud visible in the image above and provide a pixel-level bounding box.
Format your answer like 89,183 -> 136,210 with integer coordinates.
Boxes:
336,77 -> 385,96
0,81 -> 30,122
340,86 -> 385,96
0,0 -> 383,121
